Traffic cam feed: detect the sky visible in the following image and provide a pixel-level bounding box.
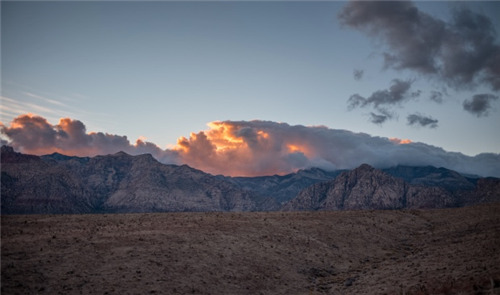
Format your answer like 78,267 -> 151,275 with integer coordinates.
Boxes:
1,1 -> 500,177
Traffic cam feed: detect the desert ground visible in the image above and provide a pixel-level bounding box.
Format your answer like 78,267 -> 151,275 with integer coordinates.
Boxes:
2,204 -> 500,294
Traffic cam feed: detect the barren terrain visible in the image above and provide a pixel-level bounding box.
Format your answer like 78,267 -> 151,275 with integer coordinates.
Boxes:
2,204 -> 500,294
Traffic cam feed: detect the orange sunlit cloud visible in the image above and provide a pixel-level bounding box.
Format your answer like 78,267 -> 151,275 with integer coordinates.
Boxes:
4,114 -> 498,177
172,121 -> 289,176
0,114 -> 421,177
257,130 -> 269,139
206,121 -> 245,151
169,121 -> 328,176
389,137 -> 412,144
172,121 -> 419,176
286,144 -> 312,157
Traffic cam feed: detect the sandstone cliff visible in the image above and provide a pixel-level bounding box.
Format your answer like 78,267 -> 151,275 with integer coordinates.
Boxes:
282,164 -> 498,211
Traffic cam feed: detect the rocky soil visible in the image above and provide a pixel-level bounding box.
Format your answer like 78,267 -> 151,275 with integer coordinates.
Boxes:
2,203 -> 500,294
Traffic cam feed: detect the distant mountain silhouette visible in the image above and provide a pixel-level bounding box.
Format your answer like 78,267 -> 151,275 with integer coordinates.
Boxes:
2,146 -> 499,214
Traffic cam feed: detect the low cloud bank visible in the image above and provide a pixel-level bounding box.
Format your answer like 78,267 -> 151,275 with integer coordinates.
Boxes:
0,114 -> 179,164
1,114 -> 499,177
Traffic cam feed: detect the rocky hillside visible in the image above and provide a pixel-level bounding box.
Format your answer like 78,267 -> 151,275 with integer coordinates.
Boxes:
1,146 -> 343,214
2,146 -> 499,214
222,167 -> 342,205
283,164 -> 500,211
1,146 -> 262,214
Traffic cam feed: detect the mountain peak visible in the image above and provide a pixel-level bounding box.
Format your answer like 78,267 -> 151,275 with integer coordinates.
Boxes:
2,148 -> 499,214
1,145 -> 40,164
356,163 -> 374,171
351,164 -> 376,176
283,164 -> 474,211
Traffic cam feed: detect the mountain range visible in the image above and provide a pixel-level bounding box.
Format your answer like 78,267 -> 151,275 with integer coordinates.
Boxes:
1,145 -> 499,214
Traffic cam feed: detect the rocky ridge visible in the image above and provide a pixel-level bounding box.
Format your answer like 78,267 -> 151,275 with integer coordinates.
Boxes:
1,146 -> 261,214
2,146 -> 499,214
283,164 -> 500,211
221,167 -> 343,205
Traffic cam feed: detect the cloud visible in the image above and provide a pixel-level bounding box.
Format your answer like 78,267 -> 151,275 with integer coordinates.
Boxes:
369,108 -> 396,125
462,93 -> 499,117
348,79 -> 416,110
339,1 -> 500,91
407,113 -> 439,128
23,92 -> 68,107
389,138 -> 412,145
369,112 -> 389,125
1,114 -> 59,152
1,96 -> 62,119
172,120 -> 499,177
429,90 -> 444,104
0,114 -> 178,162
348,79 -> 419,124
353,69 -> 364,81
2,114 -> 499,177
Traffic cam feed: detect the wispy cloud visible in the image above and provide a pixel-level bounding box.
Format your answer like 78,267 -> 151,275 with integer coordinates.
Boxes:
22,92 -> 69,107
1,87 -> 106,130
1,96 -> 65,121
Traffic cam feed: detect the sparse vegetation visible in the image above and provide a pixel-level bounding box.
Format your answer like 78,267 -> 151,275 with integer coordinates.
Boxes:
2,204 -> 500,294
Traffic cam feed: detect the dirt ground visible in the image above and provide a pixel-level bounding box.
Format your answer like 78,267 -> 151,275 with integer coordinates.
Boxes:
2,204 -> 500,294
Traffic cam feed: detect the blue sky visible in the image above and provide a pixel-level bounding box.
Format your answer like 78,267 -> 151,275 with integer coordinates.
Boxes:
1,1 -> 500,162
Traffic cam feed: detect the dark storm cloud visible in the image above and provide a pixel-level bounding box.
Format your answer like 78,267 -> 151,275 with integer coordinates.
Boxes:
407,113 -> 439,128
353,69 -> 364,81
463,94 -> 499,117
339,1 -> 500,91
